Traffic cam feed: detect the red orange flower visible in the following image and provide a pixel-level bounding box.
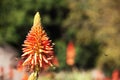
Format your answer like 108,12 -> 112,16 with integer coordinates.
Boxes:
21,12 -> 54,72
66,41 -> 76,66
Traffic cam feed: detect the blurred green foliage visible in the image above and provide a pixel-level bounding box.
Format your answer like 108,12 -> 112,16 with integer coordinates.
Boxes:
0,0 -> 120,71
0,0 -> 68,45
55,40 -> 67,69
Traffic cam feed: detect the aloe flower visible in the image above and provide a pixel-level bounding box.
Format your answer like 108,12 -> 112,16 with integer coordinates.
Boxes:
21,12 -> 54,72
66,41 -> 76,66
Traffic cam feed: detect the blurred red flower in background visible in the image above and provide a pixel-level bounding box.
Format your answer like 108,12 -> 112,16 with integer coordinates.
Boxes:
8,66 -> 14,80
112,70 -> 119,80
66,41 -> 76,66
0,66 -> 4,80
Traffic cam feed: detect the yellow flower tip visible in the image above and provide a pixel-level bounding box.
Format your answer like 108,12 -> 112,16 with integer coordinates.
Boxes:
33,12 -> 41,26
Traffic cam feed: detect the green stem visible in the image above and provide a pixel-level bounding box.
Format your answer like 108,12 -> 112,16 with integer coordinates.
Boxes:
36,71 -> 39,80
35,65 -> 39,80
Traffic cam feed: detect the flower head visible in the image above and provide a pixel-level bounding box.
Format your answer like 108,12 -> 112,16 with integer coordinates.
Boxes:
66,41 -> 76,66
21,12 -> 54,72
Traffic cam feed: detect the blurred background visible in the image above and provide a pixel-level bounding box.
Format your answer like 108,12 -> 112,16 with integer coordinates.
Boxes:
0,0 -> 120,80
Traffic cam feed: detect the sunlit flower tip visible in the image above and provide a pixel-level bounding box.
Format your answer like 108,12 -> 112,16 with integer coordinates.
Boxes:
33,12 -> 41,26
21,12 -> 54,71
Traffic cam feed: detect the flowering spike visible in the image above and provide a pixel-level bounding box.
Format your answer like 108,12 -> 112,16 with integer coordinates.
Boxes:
21,12 -> 54,72
66,41 -> 76,66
